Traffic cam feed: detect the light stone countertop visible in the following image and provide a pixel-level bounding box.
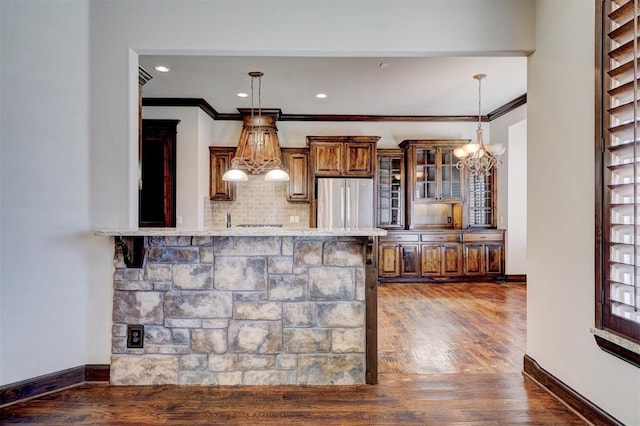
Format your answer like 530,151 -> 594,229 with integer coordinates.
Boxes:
95,227 -> 387,237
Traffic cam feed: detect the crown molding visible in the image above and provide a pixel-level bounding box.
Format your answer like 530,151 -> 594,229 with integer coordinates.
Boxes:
487,94 -> 527,121
142,95 -> 527,123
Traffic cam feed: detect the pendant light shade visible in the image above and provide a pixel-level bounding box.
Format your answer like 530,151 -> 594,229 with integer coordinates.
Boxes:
222,72 -> 290,182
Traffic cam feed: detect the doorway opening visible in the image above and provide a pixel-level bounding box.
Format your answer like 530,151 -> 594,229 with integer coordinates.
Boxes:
139,119 -> 178,227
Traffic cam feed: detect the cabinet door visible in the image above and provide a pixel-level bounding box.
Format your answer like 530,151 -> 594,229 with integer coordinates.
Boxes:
463,244 -> 484,276
484,244 -> 504,275
414,147 -> 439,201
376,150 -> 404,229
439,147 -> 462,202
420,244 -> 442,276
344,142 -> 374,176
209,147 -> 235,201
283,149 -> 309,202
442,243 -> 463,276
401,245 -> 420,276
379,243 -> 400,278
312,142 -> 342,176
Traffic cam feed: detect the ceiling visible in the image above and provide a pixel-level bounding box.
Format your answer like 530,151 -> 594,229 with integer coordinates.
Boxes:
138,55 -> 527,118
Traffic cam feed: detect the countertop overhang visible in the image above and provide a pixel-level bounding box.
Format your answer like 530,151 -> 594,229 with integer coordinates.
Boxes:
95,227 -> 387,237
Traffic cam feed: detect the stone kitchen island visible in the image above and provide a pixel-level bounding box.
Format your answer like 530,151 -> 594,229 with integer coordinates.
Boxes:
95,227 -> 385,386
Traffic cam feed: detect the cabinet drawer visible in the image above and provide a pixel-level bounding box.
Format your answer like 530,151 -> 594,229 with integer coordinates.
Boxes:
421,233 -> 461,242
380,233 -> 419,242
463,232 -> 503,242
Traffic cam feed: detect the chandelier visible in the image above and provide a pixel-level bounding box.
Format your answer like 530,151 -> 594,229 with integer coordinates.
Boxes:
454,74 -> 505,177
222,72 -> 290,182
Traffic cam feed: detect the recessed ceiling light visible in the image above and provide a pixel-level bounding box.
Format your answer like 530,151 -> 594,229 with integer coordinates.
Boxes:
316,93 -> 327,99
154,65 -> 170,73
237,92 -> 248,98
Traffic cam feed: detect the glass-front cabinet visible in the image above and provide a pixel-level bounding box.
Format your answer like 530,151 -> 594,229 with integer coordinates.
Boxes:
400,140 -> 467,229
410,145 -> 461,202
376,149 -> 404,229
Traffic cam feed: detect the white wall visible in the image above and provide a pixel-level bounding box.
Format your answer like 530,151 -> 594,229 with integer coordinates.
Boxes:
507,120 -> 527,274
142,107 -> 201,227
0,0 -> 112,384
490,105 -> 527,275
528,1 -> 639,424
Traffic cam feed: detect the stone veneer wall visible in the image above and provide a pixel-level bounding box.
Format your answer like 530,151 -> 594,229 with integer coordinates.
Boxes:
111,235 -> 366,385
204,175 -> 310,227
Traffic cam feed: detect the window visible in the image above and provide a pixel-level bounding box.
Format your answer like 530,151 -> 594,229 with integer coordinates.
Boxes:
596,0 -> 640,366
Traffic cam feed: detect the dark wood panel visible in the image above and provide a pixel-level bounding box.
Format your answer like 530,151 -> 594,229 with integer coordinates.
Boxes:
0,366 -> 85,408
344,142 -> 374,175
142,96 -> 528,123
282,148 -> 310,202
523,354 -> 624,426
311,142 -> 342,175
85,365 -> 111,382
0,365 -> 111,408
208,147 -> 235,201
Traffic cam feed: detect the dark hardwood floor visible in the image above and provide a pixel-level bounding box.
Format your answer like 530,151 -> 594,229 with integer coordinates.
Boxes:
0,283 -> 586,425
378,283 -> 526,374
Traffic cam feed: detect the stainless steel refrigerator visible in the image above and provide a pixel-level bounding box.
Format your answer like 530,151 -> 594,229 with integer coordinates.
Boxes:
316,178 -> 374,228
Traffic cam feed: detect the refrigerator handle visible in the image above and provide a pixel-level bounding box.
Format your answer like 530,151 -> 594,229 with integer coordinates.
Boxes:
340,186 -> 345,228
345,185 -> 351,228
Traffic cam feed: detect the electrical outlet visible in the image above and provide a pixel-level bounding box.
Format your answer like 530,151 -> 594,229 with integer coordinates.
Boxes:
289,216 -> 295,223
447,216 -> 452,224
127,325 -> 144,348
295,216 -> 300,223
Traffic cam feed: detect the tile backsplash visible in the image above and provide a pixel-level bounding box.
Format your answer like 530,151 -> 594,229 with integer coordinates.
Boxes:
205,174 -> 310,227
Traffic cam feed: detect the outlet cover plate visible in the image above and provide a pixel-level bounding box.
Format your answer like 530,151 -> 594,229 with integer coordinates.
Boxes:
127,325 -> 144,348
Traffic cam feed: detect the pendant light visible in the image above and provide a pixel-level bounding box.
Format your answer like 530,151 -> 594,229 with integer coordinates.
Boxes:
454,74 -> 505,176
222,72 -> 290,182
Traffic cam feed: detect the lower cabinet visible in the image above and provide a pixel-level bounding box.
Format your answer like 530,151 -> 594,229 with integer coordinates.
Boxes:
379,243 -> 400,277
378,230 -> 504,281
421,243 -> 462,277
378,234 -> 420,278
462,232 -> 504,276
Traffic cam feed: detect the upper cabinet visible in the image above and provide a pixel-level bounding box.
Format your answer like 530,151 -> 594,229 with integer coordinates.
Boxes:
400,140 -> 468,229
282,148 -> 310,203
307,136 -> 379,177
400,140 -> 466,203
376,149 -> 405,229
209,146 -> 236,201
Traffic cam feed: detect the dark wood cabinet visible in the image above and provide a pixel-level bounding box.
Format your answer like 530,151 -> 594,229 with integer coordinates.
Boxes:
378,234 -> 420,278
307,136 -> 379,177
282,148 -> 310,202
378,243 -> 401,278
462,232 -> 504,276
401,140 -> 466,203
376,149 -> 405,229
209,146 -> 236,201
420,233 -> 463,277
399,139 -> 468,229
378,230 -> 504,282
